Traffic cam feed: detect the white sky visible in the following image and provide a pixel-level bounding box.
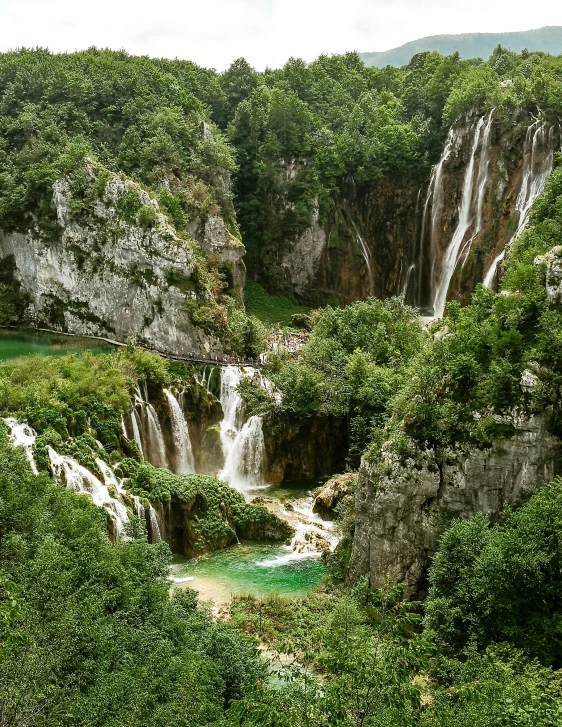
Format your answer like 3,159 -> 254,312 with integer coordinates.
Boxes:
1,0 -> 561,71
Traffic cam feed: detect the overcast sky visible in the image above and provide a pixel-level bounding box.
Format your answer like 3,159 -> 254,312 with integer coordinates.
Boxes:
1,0 -> 561,71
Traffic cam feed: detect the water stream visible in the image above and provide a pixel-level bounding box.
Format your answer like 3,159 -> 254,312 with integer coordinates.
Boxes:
3,340 -> 337,602
163,388 -> 195,474
432,113 -> 492,318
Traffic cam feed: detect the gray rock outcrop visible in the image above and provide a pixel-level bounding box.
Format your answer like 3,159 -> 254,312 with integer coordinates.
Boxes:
0,161 -> 245,355
348,413 -> 559,597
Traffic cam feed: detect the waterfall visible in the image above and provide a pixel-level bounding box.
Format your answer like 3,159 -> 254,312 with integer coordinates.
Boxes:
221,415 -> 267,492
460,110 -> 495,267
483,119 -> 558,288
47,446 -> 129,537
163,388 -> 195,475
401,264 -> 415,297
350,219 -> 375,295
432,114 -> 488,318
4,417 -> 39,475
218,366 -> 267,492
148,505 -> 162,542
429,128 -> 459,287
144,402 -> 168,469
132,495 -> 145,520
129,408 -> 144,457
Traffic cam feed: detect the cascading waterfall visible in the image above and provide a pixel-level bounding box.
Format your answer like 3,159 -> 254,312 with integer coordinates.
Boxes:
218,366 -> 267,492
221,415 -> 267,492
4,417 -> 39,474
432,113 -> 493,318
483,119 -> 558,288
48,446 -> 129,537
163,388 -> 195,475
130,408 -> 144,457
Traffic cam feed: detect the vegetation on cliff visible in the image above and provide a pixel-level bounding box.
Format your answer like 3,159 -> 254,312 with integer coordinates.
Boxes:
125,462 -> 292,555
370,159 -> 562,461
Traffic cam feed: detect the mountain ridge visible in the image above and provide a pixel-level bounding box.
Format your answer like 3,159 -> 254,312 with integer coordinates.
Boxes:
360,26 -> 562,67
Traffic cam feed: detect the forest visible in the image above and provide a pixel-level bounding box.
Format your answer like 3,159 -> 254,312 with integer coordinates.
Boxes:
1,41 -> 562,726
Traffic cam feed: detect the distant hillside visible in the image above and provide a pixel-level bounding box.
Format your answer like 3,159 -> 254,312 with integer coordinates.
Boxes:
360,26 -> 562,68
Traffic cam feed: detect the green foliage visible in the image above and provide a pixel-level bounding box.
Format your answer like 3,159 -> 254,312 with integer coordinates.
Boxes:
244,280 -> 310,326
127,462 -> 292,553
0,48 -> 236,236
227,303 -> 266,358
425,479 -> 562,667
253,299 -> 423,461
0,436 -> 263,725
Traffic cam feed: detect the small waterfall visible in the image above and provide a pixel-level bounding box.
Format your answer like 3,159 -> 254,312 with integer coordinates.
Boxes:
219,366 -> 267,492
163,388 -> 195,475
129,408 -> 144,457
401,264 -> 415,297
350,219 -> 375,295
483,119 -> 558,288
132,495 -> 145,520
221,415 -> 267,492
144,402 -> 168,469
47,446 -> 129,537
432,114 -> 489,318
148,505 -> 162,542
483,249 -> 506,289
3,417 -> 39,475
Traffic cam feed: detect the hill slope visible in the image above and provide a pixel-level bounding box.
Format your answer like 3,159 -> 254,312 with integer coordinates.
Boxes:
360,26 -> 562,67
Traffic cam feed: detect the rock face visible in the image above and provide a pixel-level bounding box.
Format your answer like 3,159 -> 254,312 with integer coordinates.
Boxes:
0,161 -> 245,355
313,472 -> 356,513
276,175 -> 423,307
263,414 -> 349,484
535,245 -> 562,304
348,414 -> 560,597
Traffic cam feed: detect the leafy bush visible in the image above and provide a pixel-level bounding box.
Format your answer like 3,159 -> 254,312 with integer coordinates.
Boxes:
425,479 -> 562,666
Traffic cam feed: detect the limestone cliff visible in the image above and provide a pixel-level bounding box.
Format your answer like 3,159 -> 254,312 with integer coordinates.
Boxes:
256,111 -> 560,313
348,413 -> 560,597
0,160 -> 245,355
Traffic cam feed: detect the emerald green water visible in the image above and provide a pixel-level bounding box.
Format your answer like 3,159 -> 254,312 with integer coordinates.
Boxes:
170,480 -> 332,601
0,330 -> 113,360
170,544 -> 326,600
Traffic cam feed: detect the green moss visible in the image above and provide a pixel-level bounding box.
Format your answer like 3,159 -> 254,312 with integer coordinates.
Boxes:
244,280 -> 311,326
126,463 -> 292,554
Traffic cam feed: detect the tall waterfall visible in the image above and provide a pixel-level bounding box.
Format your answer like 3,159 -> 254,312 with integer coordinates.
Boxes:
483,119 -> 558,288
431,111 -> 494,318
163,388 -> 195,475
219,366 -> 267,492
